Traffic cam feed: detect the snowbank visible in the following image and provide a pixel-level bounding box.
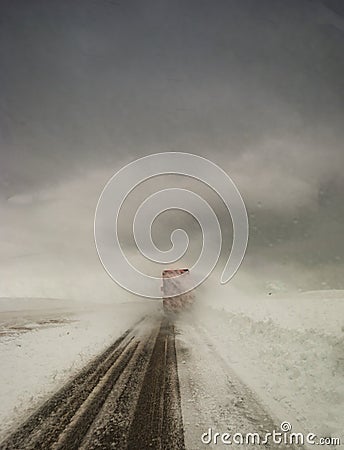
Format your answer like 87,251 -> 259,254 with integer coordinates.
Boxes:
194,283 -> 344,444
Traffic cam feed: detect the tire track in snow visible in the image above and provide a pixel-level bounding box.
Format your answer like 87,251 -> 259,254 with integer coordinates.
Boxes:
1,317 -> 185,450
175,320 -> 304,449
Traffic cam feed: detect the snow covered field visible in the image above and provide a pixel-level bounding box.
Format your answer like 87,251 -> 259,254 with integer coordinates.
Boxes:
188,285 -> 344,445
0,297 -> 158,439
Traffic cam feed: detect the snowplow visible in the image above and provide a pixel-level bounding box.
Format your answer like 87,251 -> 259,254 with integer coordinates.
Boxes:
161,268 -> 194,314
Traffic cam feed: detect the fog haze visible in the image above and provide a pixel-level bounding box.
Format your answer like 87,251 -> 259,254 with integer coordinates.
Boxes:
1,0 -> 344,300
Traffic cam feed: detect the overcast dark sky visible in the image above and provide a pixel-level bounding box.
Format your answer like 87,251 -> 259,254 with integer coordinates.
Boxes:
1,0 -> 344,298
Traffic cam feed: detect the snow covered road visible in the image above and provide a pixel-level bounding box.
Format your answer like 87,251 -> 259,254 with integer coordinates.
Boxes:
0,299 -> 158,441
1,316 -> 184,449
0,291 -> 343,448
2,314 -> 304,450
177,319 -> 304,449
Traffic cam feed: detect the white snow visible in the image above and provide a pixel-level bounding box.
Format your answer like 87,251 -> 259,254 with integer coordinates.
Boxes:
0,297 -> 158,439
187,282 -> 344,446
1,287 -> 343,447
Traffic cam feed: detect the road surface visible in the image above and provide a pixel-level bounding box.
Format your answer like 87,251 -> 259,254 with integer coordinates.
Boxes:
1,315 -> 303,449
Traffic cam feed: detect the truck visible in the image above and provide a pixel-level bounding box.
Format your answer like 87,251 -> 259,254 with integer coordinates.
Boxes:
161,268 -> 194,314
